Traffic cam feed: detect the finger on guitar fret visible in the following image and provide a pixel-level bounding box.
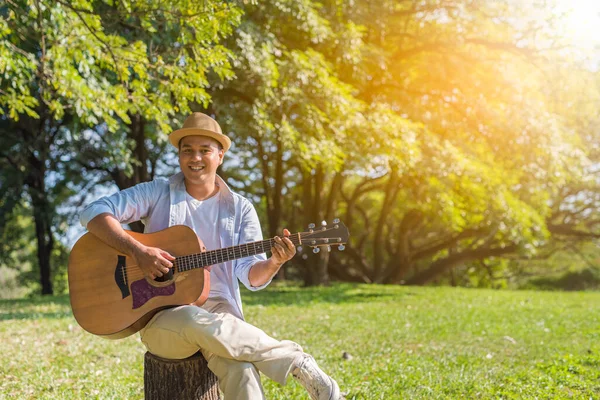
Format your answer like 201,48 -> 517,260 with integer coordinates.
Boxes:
282,237 -> 294,250
161,250 -> 176,262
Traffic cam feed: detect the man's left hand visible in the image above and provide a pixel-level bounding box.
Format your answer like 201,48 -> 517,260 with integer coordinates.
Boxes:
271,229 -> 296,265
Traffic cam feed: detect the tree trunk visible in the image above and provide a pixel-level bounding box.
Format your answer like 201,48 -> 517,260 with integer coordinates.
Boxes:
131,113 -> 150,184
300,167 -> 332,286
26,144 -> 54,295
271,136 -> 285,280
303,252 -> 332,286
32,195 -> 54,295
373,167 -> 399,282
144,352 -> 219,400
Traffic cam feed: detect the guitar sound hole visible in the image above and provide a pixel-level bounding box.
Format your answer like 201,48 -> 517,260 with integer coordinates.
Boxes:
154,268 -> 174,283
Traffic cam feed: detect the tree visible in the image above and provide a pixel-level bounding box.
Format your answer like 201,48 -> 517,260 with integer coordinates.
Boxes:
0,0 -> 241,293
208,0 -> 417,284
325,0 -> 600,284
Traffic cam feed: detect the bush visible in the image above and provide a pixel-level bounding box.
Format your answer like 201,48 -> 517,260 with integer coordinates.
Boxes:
522,267 -> 600,291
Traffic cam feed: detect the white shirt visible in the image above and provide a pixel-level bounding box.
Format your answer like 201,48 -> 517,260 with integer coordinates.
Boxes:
184,190 -> 233,304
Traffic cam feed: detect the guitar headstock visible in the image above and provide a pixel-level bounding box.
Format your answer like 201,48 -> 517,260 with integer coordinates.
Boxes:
297,219 -> 349,254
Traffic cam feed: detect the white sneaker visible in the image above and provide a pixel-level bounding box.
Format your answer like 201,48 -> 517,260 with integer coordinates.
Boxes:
292,354 -> 341,400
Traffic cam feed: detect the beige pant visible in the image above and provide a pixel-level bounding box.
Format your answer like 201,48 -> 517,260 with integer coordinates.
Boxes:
139,302 -> 304,399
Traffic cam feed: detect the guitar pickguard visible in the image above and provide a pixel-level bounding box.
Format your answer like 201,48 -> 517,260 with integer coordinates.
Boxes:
130,279 -> 175,309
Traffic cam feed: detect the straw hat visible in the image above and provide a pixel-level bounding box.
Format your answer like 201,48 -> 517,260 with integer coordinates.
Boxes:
168,113 -> 231,152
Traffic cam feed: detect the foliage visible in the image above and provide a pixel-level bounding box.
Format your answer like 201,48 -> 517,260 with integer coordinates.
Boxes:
0,0 -> 242,292
1,0 -> 599,291
209,0 -> 421,283
320,0 -> 600,284
62,0 -> 243,185
524,267 -> 600,291
1,0 -> 241,129
209,0 -> 600,286
1,284 -> 600,398
0,202 -> 70,297
512,241 -> 600,291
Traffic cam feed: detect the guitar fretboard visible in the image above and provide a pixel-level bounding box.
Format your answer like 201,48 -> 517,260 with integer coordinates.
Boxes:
175,234 -> 302,272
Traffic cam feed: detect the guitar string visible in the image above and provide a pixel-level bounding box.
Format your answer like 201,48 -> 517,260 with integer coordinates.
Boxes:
119,237 -> 289,270
119,237 -> 293,281
116,229 -> 344,280
120,236 -> 299,280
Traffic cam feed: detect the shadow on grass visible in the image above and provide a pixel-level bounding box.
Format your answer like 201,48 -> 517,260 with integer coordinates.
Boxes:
0,294 -> 73,321
241,282 -> 416,307
0,283 -> 414,321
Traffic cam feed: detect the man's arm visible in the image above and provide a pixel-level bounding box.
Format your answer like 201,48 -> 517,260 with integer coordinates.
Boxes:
87,213 -> 175,279
248,229 -> 296,287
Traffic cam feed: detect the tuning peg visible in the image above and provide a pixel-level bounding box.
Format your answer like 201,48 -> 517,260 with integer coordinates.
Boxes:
321,220 -> 327,226
333,218 -> 340,223
313,247 -> 320,254
338,244 -> 345,251
326,245 -> 331,252
297,246 -> 303,253
308,223 -> 315,229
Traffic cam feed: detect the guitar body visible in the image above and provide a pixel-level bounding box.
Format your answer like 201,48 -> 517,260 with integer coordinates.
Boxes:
68,225 -> 210,339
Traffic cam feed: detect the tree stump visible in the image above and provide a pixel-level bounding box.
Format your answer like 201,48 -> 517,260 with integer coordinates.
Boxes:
144,352 -> 220,400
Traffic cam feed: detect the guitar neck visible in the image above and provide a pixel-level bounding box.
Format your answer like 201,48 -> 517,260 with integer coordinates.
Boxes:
175,233 -> 302,272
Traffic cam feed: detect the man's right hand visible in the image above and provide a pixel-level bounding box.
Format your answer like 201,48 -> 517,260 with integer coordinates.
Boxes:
133,245 -> 176,279
86,214 -> 175,280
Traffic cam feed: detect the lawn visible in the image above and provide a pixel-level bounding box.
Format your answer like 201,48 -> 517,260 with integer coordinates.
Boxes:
1,283 -> 599,399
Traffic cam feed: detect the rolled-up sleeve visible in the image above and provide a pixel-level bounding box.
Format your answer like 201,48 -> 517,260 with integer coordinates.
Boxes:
235,200 -> 270,291
79,181 -> 158,228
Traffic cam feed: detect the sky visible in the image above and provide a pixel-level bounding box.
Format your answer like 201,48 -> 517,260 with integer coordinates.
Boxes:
557,0 -> 600,48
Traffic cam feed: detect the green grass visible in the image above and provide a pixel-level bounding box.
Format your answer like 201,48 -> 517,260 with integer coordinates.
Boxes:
1,284 -> 599,399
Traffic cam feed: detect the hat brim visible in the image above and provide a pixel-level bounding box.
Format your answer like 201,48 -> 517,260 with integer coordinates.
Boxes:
169,128 -> 231,152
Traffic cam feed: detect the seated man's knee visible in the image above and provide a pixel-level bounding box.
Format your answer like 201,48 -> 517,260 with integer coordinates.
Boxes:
207,356 -> 264,398
232,361 -> 260,384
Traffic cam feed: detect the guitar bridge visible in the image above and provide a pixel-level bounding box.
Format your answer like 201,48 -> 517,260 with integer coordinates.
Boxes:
114,255 -> 130,299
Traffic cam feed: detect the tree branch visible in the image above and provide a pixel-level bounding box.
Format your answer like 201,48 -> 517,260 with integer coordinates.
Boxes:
406,244 -> 519,285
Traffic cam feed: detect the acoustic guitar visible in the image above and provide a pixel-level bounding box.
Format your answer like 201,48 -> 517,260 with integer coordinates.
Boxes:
68,221 -> 349,339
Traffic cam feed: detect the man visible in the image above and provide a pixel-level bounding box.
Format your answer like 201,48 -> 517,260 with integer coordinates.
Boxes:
79,112 -> 342,400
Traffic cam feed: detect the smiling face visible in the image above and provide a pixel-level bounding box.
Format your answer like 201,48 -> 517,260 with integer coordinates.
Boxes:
178,135 -> 224,189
